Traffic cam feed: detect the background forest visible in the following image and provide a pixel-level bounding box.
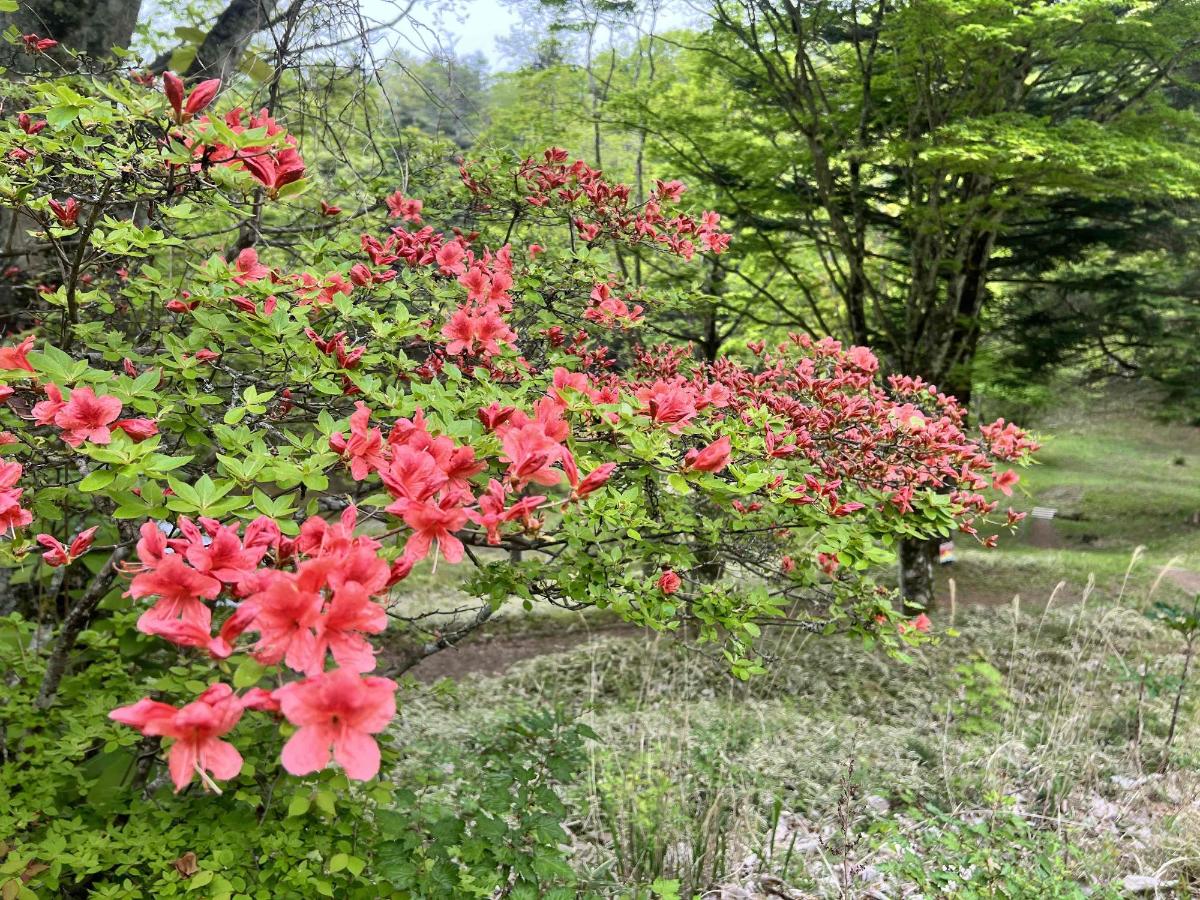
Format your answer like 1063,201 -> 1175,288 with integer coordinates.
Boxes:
0,0 -> 1198,897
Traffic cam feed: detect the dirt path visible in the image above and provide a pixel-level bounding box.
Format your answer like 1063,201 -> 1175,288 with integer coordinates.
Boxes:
1164,567 -> 1200,596
406,566 -> 1200,683
407,621 -> 642,682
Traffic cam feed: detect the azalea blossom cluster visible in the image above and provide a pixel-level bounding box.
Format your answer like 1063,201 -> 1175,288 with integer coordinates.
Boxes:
172,75 -> 306,198
110,508 -> 401,791
217,230 -> 522,374
162,150 -> 713,389
228,219 -> 531,389
30,383 -> 157,447
213,201 -> 525,371
441,245 -> 519,360
618,336 -> 1038,541
0,338 -> 157,535
461,147 -> 730,259
585,281 -> 644,328
103,379 -> 625,792
330,385 -> 617,560
103,383 -> 619,792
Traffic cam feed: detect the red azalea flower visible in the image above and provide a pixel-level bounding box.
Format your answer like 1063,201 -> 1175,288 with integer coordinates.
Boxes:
21,34 -> 58,52
53,386 -> 123,447
17,113 -> 46,135
384,190 -> 423,222
163,72 -> 220,123
305,581 -> 388,676
110,684 -> 244,791
232,247 -> 269,284
398,496 -> 469,564
241,560 -> 331,672
0,461 -> 32,533
992,469 -> 1019,496
684,435 -> 732,473
0,335 -> 35,372
130,554 -> 222,634
36,525 -> 98,567
329,402 -> 386,481
47,198 -> 79,227
274,668 -> 397,781
114,418 -> 158,441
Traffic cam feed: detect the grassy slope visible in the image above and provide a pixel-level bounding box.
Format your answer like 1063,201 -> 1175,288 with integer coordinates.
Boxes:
1019,397 -> 1200,555
941,392 -> 1200,609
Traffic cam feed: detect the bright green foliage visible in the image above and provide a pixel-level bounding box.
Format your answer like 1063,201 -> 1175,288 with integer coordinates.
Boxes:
373,709 -> 592,897
945,656 -> 1013,735
616,0 -> 1200,396
0,9 -> 1053,898
0,614 -> 590,898
879,806 -> 1119,899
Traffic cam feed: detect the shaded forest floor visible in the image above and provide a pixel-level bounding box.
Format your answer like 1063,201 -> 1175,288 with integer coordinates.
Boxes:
387,395 -> 1200,896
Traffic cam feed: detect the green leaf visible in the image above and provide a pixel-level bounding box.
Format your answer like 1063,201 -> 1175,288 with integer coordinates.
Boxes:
286,794 -> 310,818
667,473 -> 691,495
187,870 -> 213,890
314,789 -> 336,816
239,54 -> 276,84
232,657 -> 266,689
46,103 -> 87,130
173,25 -> 209,42
78,469 -> 116,492
276,178 -> 311,200
27,345 -> 73,381
650,878 -> 682,899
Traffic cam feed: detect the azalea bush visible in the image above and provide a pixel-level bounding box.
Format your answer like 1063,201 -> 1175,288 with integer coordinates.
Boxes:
0,48 -> 1035,893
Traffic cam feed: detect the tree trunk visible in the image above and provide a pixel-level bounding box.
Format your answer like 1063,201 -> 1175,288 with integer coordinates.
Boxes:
895,226 -> 995,612
937,226 -> 996,412
697,255 -> 728,362
1,0 -> 143,58
897,536 -> 935,615
185,0 -> 280,84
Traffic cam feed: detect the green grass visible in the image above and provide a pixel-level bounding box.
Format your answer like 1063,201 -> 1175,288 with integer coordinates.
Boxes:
937,392 -> 1200,609
1015,395 -> 1200,556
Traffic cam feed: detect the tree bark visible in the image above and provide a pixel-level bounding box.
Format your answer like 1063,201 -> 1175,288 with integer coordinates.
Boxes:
1,0 -> 143,58
185,0 -> 280,84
